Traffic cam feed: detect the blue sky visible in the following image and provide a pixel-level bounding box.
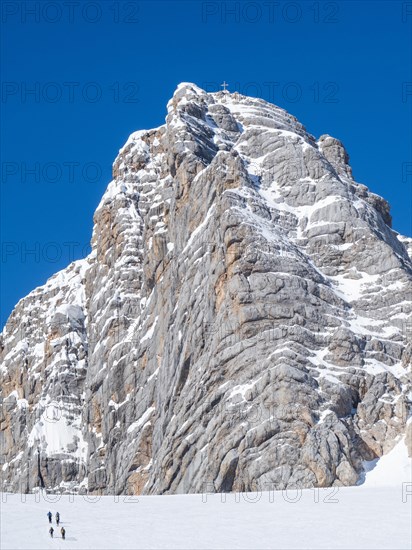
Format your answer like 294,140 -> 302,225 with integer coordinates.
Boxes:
1,0 -> 411,327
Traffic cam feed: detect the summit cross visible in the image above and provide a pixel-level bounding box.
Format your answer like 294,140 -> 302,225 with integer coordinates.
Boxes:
220,81 -> 229,92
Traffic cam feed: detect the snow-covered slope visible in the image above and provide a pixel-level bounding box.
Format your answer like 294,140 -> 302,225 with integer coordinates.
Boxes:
361,435 -> 411,487
1,83 -> 411,496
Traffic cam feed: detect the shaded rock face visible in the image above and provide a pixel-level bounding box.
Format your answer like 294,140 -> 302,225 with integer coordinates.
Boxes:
1,83 -> 411,495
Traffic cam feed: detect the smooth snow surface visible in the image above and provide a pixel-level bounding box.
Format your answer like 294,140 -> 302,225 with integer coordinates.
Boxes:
1,483 -> 411,549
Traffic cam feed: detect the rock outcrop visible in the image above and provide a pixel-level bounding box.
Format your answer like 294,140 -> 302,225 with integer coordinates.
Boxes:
1,83 -> 411,494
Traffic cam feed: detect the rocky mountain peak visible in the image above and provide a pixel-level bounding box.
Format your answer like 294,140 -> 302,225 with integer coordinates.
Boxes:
1,83 -> 411,496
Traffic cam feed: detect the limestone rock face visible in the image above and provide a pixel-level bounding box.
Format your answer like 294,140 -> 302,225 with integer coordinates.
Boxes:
1,83 -> 411,494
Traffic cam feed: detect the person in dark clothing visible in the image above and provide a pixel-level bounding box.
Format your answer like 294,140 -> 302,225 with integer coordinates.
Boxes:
47,511 -> 52,523
49,527 -> 54,538
61,527 -> 66,540
56,512 -> 60,525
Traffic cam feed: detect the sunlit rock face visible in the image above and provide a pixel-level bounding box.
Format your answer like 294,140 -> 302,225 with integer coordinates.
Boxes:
1,83 -> 411,495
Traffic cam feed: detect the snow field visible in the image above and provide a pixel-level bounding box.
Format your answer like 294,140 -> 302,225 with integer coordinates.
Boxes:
1,483 -> 411,550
